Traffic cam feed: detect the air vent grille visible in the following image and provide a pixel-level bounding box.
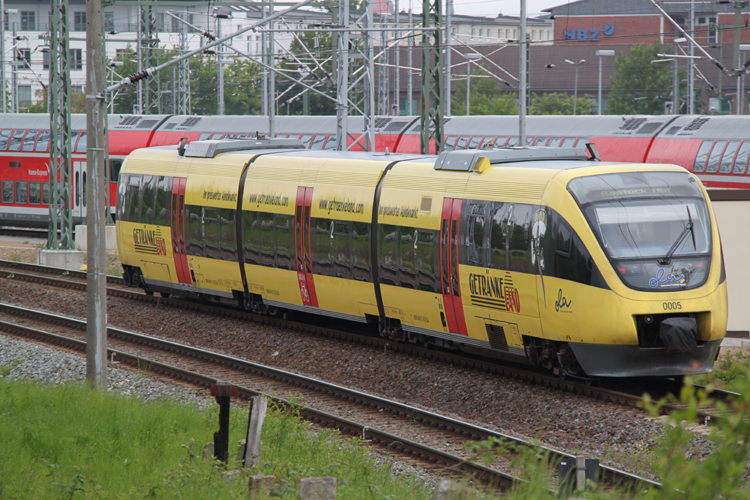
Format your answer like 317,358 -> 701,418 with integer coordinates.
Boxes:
619,117 -> 647,131
485,324 -> 508,351
678,117 -> 710,135
116,116 -> 141,128
420,196 -> 432,212
179,117 -> 202,128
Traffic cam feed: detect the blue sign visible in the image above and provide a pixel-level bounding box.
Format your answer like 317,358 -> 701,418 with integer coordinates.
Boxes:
563,24 -> 615,41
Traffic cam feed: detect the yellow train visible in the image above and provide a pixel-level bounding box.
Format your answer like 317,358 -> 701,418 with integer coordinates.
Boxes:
116,139 -> 727,378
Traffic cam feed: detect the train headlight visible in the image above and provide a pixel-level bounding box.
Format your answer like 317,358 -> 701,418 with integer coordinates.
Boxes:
644,315 -> 654,325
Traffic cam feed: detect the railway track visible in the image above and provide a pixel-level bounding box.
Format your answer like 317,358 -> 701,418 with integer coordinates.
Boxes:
0,259 -> 738,425
0,301 -> 661,493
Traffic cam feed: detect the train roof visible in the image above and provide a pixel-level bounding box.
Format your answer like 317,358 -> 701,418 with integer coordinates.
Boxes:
0,113 -> 171,131
653,115 -> 750,140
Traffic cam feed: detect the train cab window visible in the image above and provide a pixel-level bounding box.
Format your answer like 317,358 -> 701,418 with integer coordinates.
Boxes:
533,137 -> 548,146
42,182 -> 50,205
719,140 -> 740,174
154,176 -> 172,226
29,182 -> 41,205
107,159 -> 122,182
693,140 -> 713,173
203,208 -> 219,259
242,211 -> 260,265
507,136 -> 519,147
310,135 -> 326,150
15,181 -> 27,204
9,130 -> 26,151
352,221 -> 372,282
138,175 -> 156,224
75,132 -> 88,153
706,140 -> 727,173
468,136 -> 481,149
2,180 -> 13,204
546,211 -> 595,286
323,135 -> 337,150
733,142 -> 750,175
548,137 -> 562,147
274,214 -> 293,270
455,136 -> 469,150
22,130 -> 39,152
299,134 -> 313,148
561,138 -> 576,148
445,136 -> 458,150
0,130 -> 10,150
198,133 -> 211,140
35,130 -> 50,152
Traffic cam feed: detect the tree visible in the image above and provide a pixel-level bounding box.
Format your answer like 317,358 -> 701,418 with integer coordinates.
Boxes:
276,31 -> 336,115
450,65 -> 517,115
607,42 -> 687,115
529,93 -> 593,115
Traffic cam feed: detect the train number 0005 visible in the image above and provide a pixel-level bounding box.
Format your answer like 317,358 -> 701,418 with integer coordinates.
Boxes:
662,302 -> 682,310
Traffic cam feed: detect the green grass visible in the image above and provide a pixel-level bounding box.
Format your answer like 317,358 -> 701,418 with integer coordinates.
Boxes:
694,349 -> 750,387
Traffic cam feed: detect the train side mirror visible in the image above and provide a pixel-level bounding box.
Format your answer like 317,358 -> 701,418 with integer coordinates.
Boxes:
585,143 -> 600,161
178,138 -> 188,157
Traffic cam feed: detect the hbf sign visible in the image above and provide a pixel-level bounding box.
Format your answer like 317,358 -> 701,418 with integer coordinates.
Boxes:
564,24 -> 615,41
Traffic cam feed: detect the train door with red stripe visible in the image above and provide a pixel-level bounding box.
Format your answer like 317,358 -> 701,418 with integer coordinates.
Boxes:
171,177 -> 192,284
440,198 -> 468,335
294,186 -> 318,307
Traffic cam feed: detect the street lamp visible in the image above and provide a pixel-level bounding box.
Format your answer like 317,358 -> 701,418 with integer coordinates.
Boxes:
595,50 -> 614,115
565,59 -> 585,115
465,53 -> 481,116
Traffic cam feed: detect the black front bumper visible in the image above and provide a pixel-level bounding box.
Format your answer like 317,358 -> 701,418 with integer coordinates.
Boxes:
568,339 -> 722,377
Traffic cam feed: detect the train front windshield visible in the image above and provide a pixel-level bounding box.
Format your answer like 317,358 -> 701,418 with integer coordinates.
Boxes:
568,171 -> 712,291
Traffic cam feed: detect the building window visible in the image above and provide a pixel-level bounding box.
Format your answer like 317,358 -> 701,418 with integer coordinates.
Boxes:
505,29 -> 510,40
104,11 -> 114,32
70,49 -> 83,70
547,30 -> 551,40
471,28 -> 475,39
18,86 -> 32,109
513,29 -> 517,39
479,28 -> 483,37
74,12 -> 86,31
42,50 -> 49,70
16,48 -> 30,69
531,30 -> 535,40
20,11 -> 35,31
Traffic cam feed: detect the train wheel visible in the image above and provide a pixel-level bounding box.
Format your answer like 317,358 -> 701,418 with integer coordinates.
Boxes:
160,292 -> 171,298
144,288 -> 154,296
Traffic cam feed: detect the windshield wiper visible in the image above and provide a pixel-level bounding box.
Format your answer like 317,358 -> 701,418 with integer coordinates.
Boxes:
659,206 -> 696,265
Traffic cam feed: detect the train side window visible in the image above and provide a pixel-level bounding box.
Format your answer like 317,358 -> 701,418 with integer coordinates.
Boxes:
154,176 -> 172,226
733,142 -> 750,175
555,219 -> 572,257
116,176 -> 127,220
506,136 -> 519,147
70,132 -> 81,151
719,140 -> 740,174
203,208 -> 219,259
224,133 -> 237,139
468,136 -> 481,149
311,218 -> 333,275
29,182 -> 41,205
561,137 -> 576,148
242,211 -> 260,265
35,130 -> 50,152
462,201 -> 488,267
378,224 -> 399,286
0,130 -> 10,150
323,135 -> 337,150
258,212 -> 275,267
42,182 -> 50,205
693,140 -> 713,173
22,130 -> 39,152
186,206 -> 204,256
15,181 -> 27,204
333,220 -> 353,279
9,130 -> 26,152
220,209 -> 237,261
2,180 -> 13,204
82,172 -> 87,207
547,137 -> 562,147
573,138 -> 589,147
125,175 -> 141,222
445,136 -> 458,150
706,140 -> 727,173
548,211 -> 594,286
109,159 -> 123,182
352,221 -> 371,282
489,202 -> 512,270
138,175 -> 156,224
274,213 -> 292,270
415,229 -> 438,292
75,132 -> 87,153
455,136 -> 469,150
310,135 -> 326,150
494,136 -> 509,147
210,133 -> 224,140
533,137 -> 548,146
508,204 -> 534,273
398,226 -> 417,289
299,134 -> 313,148
199,133 -> 211,140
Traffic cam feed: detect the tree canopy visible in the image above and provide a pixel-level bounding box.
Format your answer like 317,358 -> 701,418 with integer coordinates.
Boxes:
529,93 -> 593,115
450,65 -> 517,115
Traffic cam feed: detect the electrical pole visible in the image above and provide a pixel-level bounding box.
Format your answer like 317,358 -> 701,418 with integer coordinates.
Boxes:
688,0 -> 694,114
1,0 -> 5,114
395,0 -> 400,115
216,15 -> 224,115
445,0 -> 451,115
519,0 -> 526,147
420,0 -> 444,153
268,0 -> 275,136
86,0 -> 107,388
408,6 -> 413,115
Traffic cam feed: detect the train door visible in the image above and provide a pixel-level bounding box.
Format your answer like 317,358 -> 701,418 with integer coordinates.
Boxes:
170,177 -> 192,284
72,161 -> 86,220
439,198 -> 468,336
294,186 -> 319,307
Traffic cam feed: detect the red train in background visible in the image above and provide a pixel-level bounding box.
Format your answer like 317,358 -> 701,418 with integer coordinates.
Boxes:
0,112 -> 745,228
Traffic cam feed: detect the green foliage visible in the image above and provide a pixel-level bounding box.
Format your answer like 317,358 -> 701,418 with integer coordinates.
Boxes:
277,31 -> 336,115
639,376 -> 750,499
529,93 -> 593,115
450,66 -> 518,115
0,360 -> 24,378
607,42 -> 687,115
695,349 -> 750,387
